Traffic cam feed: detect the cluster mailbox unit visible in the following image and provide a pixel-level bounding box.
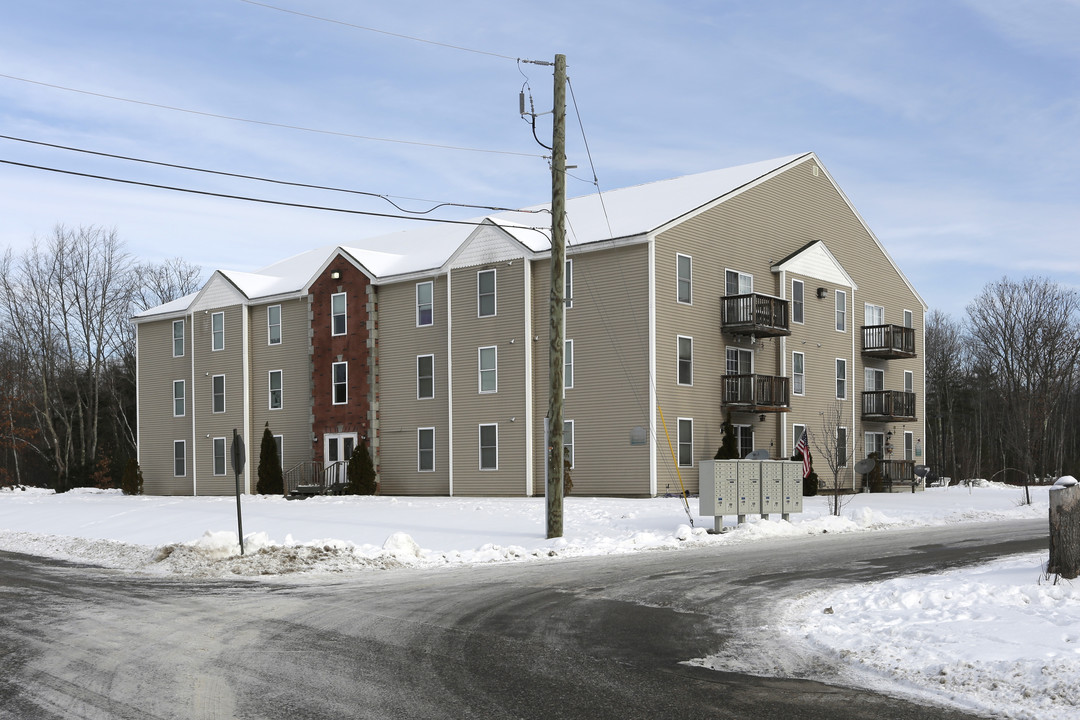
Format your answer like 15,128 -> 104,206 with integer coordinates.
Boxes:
698,459 -> 803,532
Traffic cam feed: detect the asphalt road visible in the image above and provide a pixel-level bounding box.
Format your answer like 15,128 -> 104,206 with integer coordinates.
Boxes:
0,519 -> 1046,720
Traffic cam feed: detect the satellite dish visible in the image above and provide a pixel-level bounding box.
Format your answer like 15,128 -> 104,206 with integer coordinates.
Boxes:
745,449 -> 770,460
913,465 -> 930,478
854,458 -> 877,475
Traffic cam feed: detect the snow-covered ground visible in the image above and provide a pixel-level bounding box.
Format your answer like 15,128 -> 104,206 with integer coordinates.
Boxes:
1,481 -> 1075,719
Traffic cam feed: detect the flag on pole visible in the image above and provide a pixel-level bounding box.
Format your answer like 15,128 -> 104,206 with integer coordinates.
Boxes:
795,430 -> 812,479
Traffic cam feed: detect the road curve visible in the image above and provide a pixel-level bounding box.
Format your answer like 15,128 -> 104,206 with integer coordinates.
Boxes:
0,519 -> 1045,719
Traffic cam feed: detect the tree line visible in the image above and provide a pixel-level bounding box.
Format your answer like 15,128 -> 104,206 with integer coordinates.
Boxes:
0,225 -> 201,491
926,276 -> 1080,491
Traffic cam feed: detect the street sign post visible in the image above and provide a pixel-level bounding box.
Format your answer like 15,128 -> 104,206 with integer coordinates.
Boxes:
231,429 -> 246,555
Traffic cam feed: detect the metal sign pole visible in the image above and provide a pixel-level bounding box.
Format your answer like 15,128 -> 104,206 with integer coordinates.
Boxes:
231,429 -> 246,556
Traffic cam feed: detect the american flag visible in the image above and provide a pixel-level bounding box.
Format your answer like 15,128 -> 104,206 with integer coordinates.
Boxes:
795,430 -> 812,479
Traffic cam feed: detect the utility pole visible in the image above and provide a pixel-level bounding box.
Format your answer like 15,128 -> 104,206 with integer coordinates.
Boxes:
546,53 -> 567,539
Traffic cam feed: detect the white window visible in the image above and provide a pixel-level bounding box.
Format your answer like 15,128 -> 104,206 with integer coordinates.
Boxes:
905,370 -> 914,394
274,435 -> 284,470
865,431 -> 884,458
213,437 -> 227,476
793,424 -> 807,456
478,346 -> 497,393
173,440 -> 186,477
417,355 -> 435,399
563,420 -> 575,469
211,311 -> 224,351
479,424 -> 498,470
837,427 -> 848,466
865,367 -> 884,392
725,269 -> 753,295
903,309 -> 913,328
478,269 -> 496,317
792,352 -> 805,395
269,370 -> 283,410
416,281 -> 433,327
565,259 -> 574,309
332,362 -> 347,404
173,380 -> 185,417
172,320 -> 184,357
727,347 -> 752,375
418,427 -> 435,472
835,290 -> 847,332
677,418 -> 693,467
331,293 -> 347,336
565,339 -> 574,390
792,279 -> 804,324
268,305 -> 281,345
677,336 -> 693,386
212,374 -> 225,413
904,431 -> 914,461
835,359 -> 847,399
735,425 -> 754,459
677,254 -> 692,304
864,303 -> 884,326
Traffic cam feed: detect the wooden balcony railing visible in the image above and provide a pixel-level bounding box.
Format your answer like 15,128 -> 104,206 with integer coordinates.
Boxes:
862,324 -> 916,359
722,293 -> 790,337
722,374 -> 790,412
861,390 -> 916,421
881,459 -> 915,484
284,460 -> 350,496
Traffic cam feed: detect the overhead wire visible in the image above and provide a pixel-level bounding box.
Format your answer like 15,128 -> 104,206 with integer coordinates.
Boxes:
0,134 -> 544,216
0,73 -> 542,158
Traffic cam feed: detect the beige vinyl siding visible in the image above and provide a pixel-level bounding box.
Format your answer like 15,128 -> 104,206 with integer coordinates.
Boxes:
532,244 -> 652,496
451,262 -> 527,496
248,298 -> 312,486
193,304 -> 246,495
376,276 -> 451,495
137,317 -> 194,495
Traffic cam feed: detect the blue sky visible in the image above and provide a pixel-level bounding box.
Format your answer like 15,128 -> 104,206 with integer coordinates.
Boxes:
2,0 -> 1078,317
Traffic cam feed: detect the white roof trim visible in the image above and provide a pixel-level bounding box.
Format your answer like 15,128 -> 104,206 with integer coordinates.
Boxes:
772,240 -> 857,290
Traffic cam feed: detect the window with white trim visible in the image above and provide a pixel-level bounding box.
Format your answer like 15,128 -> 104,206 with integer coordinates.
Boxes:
478,346 -> 497,393
865,367 -> 884,392
865,431 -> 884,458
332,362 -> 347,404
418,427 -> 435,472
565,339 -> 574,390
211,311 -> 224,351
417,354 -> 435,399
905,370 -> 914,394
269,370 -> 283,409
864,303 -> 884,326
268,305 -> 282,345
172,320 -> 184,357
725,269 -> 753,295
836,359 -> 847,399
416,281 -> 433,327
792,352 -> 805,395
479,424 -> 498,470
331,293 -> 347,336
173,380 -> 185,417
903,309 -> 913,328
478,269 -> 496,317
904,431 -> 914,461
726,347 -> 752,375
793,424 -> 807,456
792,279 -> 804,324
735,425 -> 754,459
213,437 -> 227,476
677,254 -> 692,304
563,420 -> 575,469
835,290 -> 847,332
837,427 -> 848,466
677,418 -> 693,467
677,336 -> 693,386
212,374 -> 225,413
173,440 -> 186,477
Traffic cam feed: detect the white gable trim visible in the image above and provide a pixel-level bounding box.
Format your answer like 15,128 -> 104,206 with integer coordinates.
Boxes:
190,272 -> 248,313
771,240 -> 857,290
447,220 -> 531,270
301,248 -> 377,295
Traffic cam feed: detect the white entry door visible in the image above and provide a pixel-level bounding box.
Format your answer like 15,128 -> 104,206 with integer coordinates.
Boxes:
324,433 -> 357,486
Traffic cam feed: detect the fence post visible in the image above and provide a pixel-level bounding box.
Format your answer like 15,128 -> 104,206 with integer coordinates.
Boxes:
1049,477 -> 1080,579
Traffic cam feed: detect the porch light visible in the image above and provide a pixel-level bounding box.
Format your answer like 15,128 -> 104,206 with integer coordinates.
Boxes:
330,270 -> 341,280
816,287 -> 828,299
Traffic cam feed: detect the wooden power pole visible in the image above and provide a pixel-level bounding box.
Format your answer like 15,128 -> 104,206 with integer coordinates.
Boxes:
546,53 -> 567,539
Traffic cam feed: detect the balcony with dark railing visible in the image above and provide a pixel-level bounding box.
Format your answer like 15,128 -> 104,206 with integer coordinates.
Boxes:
861,324 -> 916,359
861,390 -> 916,421
722,374 -> 790,412
721,294 -> 790,337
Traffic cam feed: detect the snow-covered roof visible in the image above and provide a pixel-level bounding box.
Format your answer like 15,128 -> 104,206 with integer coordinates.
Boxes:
133,153 -> 809,320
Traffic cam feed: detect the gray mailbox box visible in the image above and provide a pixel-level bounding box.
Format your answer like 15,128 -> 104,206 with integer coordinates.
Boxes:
736,461 -> 762,521
760,461 -> 785,518
782,461 -> 803,517
698,460 -> 739,532
699,459 -> 804,529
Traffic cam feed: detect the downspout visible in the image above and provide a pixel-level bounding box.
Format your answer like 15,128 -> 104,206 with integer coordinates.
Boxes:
190,310 -> 197,497
648,234 -> 657,496
135,322 -> 141,468
779,270 -> 788,457
242,304 -> 251,493
446,271 -> 454,497
524,258 -> 533,496
850,288 -> 857,491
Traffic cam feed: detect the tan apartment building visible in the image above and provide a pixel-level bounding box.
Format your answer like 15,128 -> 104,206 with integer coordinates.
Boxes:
134,152 -> 925,496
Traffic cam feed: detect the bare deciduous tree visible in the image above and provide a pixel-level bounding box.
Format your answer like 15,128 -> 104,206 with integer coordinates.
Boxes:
810,400 -> 857,516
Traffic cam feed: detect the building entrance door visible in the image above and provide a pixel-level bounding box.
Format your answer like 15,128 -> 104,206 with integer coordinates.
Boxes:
324,433 -> 357,487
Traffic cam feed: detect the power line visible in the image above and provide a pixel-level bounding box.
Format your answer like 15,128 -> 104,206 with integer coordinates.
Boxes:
0,134 -> 544,216
238,0 -> 521,61
0,158 -> 551,235
0,73 -> 542,158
